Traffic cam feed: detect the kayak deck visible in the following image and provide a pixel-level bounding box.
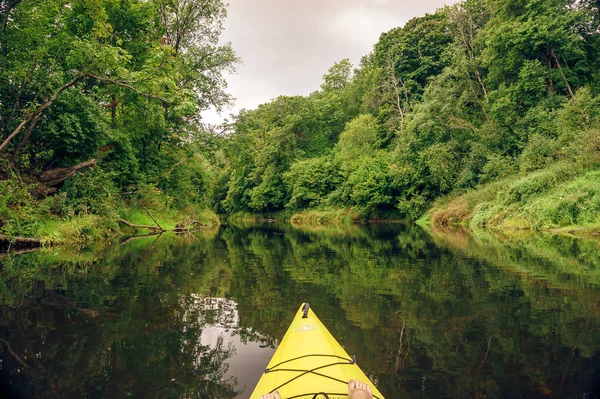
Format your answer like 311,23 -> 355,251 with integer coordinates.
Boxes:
249,303 -> 384,399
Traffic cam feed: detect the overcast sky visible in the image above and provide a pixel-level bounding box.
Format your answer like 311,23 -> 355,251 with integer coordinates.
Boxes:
202,0 -> 455,125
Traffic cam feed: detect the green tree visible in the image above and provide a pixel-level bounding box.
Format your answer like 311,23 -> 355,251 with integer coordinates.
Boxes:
321,58 -> 353,92
336,114 -> 380,166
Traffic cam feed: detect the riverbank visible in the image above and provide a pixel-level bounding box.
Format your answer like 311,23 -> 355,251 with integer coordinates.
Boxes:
290,209 -> 361,225
5,158 -> 600,249
0,177 -> 220,248
424,160 -> 600,236
0,208 -> 220,249
289,208 -> 409,226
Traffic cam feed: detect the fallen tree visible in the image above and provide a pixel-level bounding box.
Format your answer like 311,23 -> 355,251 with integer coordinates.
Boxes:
40,159 -> 97,187
0,234 -> 41,251
0,234 -> 41,245
118,218 -> 209,233
118,218 -> 163,232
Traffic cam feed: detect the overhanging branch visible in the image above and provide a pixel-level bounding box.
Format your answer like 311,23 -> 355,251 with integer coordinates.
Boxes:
86,74 -> 169,104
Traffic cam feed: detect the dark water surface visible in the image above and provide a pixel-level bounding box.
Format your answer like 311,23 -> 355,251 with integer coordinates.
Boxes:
1,223 -> 600,398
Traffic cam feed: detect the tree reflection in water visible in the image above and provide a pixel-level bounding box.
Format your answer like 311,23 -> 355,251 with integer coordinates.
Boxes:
1,224 -> 600,398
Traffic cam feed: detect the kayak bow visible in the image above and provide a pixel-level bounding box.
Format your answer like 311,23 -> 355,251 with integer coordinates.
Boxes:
249,303 -> 384,399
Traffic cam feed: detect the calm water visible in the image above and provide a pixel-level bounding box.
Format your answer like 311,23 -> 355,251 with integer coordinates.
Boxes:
1,223 -> 600,398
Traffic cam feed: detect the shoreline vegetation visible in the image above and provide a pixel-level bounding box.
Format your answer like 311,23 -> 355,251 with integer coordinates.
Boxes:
423,160 -> 600,237
3,0 -> 600,249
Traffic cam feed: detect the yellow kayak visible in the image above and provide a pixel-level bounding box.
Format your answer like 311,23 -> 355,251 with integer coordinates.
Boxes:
249,303 -> 385,399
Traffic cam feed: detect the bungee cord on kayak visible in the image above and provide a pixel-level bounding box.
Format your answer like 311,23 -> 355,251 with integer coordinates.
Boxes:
266,354 -> 355,371
251,304 -> 385,399
266,359 -> 357,393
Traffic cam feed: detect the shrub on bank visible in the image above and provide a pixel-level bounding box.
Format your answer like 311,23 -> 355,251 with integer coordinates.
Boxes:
430,161 -> 600,231
290,208 -> 362,225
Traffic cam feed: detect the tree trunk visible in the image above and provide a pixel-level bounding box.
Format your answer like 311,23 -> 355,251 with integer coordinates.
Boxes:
111,94 -> 117,129
0,74 -> 83,152
12,112 -> 42,160
0,234 -> 41,245
118,218 -> 163,231
551,49 -> 574,99
40,159 -> 97,187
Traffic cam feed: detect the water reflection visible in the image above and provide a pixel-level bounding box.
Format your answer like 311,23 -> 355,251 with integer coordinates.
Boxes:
1,224 -> 599,398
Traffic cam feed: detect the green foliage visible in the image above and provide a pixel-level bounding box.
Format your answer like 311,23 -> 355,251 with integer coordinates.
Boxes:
248,165 -> 287,212
0,180 -> 49,238
321,58 -> 353,92
336,114 -> 380,166
372,12 -> 453,106
555,87 -> 600,142
518,134 -> 559,172
480,155 -> 517,183
344,155 -> 393,212
283,155 -> 342,210
59,168 -> 119,217
160,153 -> 217,209
36,89 -> 108,167
0,0 -> 235,239
5,0 -> 600,234
419,142 -> 461,193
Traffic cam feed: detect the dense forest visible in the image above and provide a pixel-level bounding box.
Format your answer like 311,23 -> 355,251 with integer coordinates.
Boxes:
0,0 -> 236,242
2,0 -> 600,243
222,0 -> 600,229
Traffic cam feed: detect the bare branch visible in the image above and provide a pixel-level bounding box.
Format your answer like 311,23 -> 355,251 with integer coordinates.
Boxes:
140,203 -> 164,231
86,74 -> 169,104
0,234 -> 41,245
165,158 -> 188,176
551,48 -> 574,98
118,218 -> 163,231
0,74 -> 84,152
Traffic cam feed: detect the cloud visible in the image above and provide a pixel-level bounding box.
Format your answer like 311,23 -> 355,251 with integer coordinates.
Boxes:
329,6 -> 409,52
202,0 -> 455,125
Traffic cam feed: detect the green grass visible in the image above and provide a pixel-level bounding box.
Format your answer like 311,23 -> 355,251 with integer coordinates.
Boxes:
429,160 -> 600,234
289,208 -> 362,225
117,203 -> 220,232
224,210 -> 291,223
2,196 -> 219,246
118,206 -> 179,230
515,170 -> 600,229
37,214 -> 119,246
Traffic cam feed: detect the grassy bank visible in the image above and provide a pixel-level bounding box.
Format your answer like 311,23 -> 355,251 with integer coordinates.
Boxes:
290,207 -> 407,226
5,206 -> 219,247
290,208 -> 362,225
0,178 -> 220,247
224,211 -> 291,223
425,161 -> 600,234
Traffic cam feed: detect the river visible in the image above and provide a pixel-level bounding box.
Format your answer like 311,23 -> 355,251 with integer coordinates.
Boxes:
1,223 -> 599,398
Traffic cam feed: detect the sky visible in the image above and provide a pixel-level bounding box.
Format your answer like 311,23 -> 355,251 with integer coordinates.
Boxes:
202,0 -> 455,125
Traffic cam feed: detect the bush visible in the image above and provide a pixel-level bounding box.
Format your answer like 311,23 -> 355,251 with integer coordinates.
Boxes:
336,114 -> 380,166
419,142 -> 460,194
342,155 -> 392,213
284,155 -> 342,209
518,134 -> 559,172
0,179 -> 49,238
480,155 -> 516,183
60,168 -> 119,218
160,153 -> 216,208
248,165 -> 287,212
